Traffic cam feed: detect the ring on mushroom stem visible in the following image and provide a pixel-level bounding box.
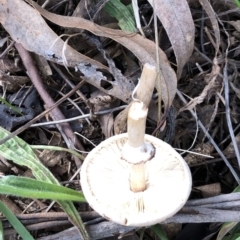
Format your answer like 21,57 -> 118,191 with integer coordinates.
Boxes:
80,101 -> 192,227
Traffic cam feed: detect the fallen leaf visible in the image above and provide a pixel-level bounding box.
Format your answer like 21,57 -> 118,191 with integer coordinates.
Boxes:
199,0 -> 220,56
217,222 -> 238,240
38,132 -> 66,167
24,0 -> 177,107
89,91 -> 119,138
223,132 -> 240,159
184,142 -> 214,166
195,183 -> 221,198
0,0 -> 107,70
148,0 -> 195,79
0,0 -> 137,103
228,20 -> 240,32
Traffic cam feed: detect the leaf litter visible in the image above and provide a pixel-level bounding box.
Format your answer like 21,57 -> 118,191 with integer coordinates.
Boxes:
0,0 -> 240,239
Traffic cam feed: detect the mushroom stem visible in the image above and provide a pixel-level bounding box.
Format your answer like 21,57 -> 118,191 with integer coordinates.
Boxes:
130,163 -> 146,192
127,101 -> 148,148
114,63 -> 157,134
134,63 -> 157,107
122,101 -> 155,192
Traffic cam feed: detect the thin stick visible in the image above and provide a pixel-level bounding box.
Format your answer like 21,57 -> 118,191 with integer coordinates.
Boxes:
153,0 -> 161,123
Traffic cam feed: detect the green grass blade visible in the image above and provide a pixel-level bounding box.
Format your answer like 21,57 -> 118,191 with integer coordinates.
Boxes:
104,0 -> 136,32
234,0 -> 240,8
0,176 -> 86,201
151,224 -> 168,240
59,200 -> 89,239
217,186 -> 240,240
30,145 -> 84,160
0,97 -> 23,116
0,200 -> 34,240
0,127 -> 89,239
0,220 -> 3,240
217,222 -> 238,240
0,127 -> 58,183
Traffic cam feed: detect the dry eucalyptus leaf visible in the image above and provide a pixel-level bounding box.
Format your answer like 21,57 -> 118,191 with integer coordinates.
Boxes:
0,72 -> 29,92
195,183 -> 221,198
89,91 -> 119,138
33,54 -> 52,77
223,132 -> 240,159
188,0 -> 239,11
24,0 -> 177,108
148,0 -> 195,79
199,0 -> 220,56
230,81 -> 240,100
38,132 -> 65,167
228,20 -> 240,32
162,223 -> 182,240
184,142 -> 214,166
0,37 -> 8,47
0,0 -> 135,103
0,0 -> 107,70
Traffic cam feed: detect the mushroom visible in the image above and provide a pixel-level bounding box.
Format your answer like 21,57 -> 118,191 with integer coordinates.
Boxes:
80,101 -> 192,227
80,64 -> 192,227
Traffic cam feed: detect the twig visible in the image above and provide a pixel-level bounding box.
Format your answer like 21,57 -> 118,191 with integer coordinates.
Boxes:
30,105 -> 127,127
217,16 -> 240,168
186,192 -> 240,206
0,40 -> 15,59
15,43 -> 85,167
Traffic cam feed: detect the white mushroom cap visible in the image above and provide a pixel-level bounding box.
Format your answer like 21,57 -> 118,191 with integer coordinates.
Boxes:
80,133 -> 192,227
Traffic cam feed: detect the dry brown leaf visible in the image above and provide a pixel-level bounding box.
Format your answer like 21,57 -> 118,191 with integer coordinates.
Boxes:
195,183 -> 221,198
223,132 -> 240,159
148,0 -> 195,79
230,81 -> 240,100
24,0 -> 177,107
228,20 -> 240,32
0,72 -> 29,91
38,132 -> 66,167
0,0 -> 107,70
89,91 -> 119,138
179,58 -> 220,112
0,0 -> 137,103
161,223 -> 182,240
199,0 -> 220,56
33,54 -> 52,77
184,142 -> 214,166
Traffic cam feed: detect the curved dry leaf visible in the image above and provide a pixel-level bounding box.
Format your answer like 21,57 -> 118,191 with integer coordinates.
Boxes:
0,0 -> 135,103
148,0 -> 195,79
24,0 -> 177,107
195,183 -> 221,198
184,142 -> 214,166
228,20 -> 240,32
199,0 -> 220,56
223,131 -> 240,159
0,0 -> 107,70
